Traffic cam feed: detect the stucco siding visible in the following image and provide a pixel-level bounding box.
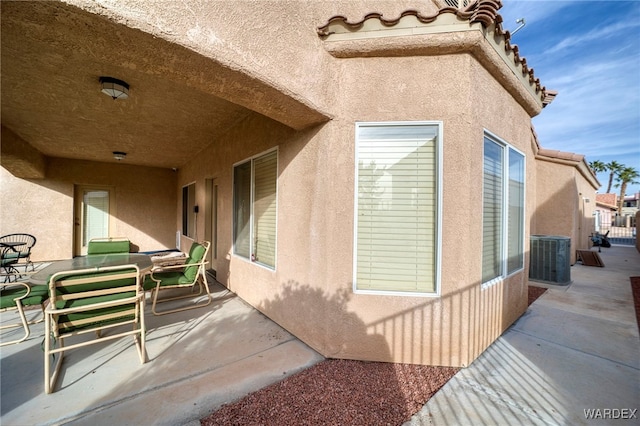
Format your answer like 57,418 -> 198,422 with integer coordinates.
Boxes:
75,0 -> 437,118
0,160 -> 177,260
534,160 -> 596,264
170,48 -> 537,367
0,166 -> 72,261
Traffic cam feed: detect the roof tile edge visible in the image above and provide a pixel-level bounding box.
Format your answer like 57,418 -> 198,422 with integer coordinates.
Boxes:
317,0 -> 555,109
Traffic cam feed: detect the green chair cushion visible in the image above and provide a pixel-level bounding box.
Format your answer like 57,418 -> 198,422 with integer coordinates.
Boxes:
1,258 -> 17,267
54,274 -> 136,295
2,252 -> 20,261
143,272 -> 193,290
183,243 -> 206,282
50,269 -> 139,333
0,284 -> 48,309
53,291 -> 137,310
56,302 -> 136,333
87,240 -> 130,255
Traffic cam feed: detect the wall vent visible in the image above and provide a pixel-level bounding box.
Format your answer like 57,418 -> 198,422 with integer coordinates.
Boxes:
529,235 -> 571,285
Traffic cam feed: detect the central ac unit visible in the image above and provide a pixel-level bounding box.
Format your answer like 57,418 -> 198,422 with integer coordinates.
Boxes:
529,235 -> 571,285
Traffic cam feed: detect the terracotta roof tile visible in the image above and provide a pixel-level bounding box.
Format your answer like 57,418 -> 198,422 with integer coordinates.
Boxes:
596,193 -> 617,206
316,1 -> 503,35
531,125 -> 600,189
317,0 -> 555,107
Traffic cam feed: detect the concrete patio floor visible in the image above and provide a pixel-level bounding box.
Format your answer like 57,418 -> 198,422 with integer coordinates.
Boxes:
408,244 -> 640,425
1,277 -> 323,425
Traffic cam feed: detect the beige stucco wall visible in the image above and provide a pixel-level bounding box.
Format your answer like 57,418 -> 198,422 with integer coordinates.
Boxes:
533,159 -> 597,264
175,47 -> 535,366
74,0 -> 435,118
0,160 -> 177,261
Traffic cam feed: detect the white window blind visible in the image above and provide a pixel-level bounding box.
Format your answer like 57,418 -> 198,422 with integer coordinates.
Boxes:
233,162 -> 252,259
83,190 -> 109,246
507,149 -> 525,273
253,151 -> 277,268
482,139 -> 503,283
355,123 -> 439,294
233,149 -> 278,269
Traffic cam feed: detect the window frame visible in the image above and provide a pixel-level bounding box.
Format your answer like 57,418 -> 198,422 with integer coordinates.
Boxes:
232,148 -> 279,270
352,121 -> 443,297
481,131 -> 526,288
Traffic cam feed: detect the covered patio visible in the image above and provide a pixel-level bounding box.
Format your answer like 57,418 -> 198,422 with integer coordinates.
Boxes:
0,274 -> 323,425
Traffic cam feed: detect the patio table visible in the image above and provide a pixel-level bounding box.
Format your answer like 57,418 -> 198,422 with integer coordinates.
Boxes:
30,253 -> 153,285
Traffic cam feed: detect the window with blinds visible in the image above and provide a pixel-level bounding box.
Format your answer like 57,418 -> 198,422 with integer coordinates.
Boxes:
253,151 -> 277,267
507,150 -> 525,273
482,134 -> 525,285
83,190 -> 109,246
233,149 -> 278,269
354,122 -> 440,294
482,139 -> 504,283
233,163 -> 251,259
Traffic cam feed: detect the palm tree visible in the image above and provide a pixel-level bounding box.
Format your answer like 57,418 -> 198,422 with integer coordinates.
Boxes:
589,160 -> 606,189
615,166 -> 640,214
605,160 -> 623,193
589,160 -> 606,174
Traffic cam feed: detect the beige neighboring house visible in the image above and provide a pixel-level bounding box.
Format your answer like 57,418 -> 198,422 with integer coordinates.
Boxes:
1,0 -> 595,367
531,129 -> 600,265
621,193 -> 640,225
595,193 -> 619,230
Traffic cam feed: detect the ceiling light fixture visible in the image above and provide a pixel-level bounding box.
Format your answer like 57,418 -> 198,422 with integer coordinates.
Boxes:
113,151 -> 127,161
100,76 -> 129,100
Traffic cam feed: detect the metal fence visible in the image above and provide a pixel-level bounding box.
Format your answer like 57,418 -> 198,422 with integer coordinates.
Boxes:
597,211 -> 637,246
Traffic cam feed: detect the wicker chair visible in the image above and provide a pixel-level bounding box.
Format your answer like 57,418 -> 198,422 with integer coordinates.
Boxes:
0,234 -> 37,272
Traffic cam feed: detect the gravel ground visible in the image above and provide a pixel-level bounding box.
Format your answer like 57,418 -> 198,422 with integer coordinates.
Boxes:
201,286 -> 548,426
631,277 -> 640,331
201,359 -> 458,426
528,285 -> 547,306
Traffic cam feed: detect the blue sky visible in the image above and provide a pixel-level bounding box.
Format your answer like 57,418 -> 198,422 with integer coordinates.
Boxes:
499,0 -> 640,195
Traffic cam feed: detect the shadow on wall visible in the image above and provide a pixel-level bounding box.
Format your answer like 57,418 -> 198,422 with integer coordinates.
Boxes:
259,276 -> 523,369
531,178 -> 594,264
260,280 -> 391,361
365,279 -> 525,367
258,280 -> 433,415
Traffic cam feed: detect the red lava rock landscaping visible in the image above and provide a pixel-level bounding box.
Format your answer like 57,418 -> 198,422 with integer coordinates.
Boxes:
631,277 -> 640,332
202,287 -> 550,425
201,359 -> 459,426
528,285 -> 547,306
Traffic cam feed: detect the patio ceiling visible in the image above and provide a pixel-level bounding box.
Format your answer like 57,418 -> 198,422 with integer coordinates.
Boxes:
1,1 -> 328,173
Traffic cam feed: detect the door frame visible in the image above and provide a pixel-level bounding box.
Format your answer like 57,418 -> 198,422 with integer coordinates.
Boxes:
73,185 -> 116,256
204,178 -> 218,275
